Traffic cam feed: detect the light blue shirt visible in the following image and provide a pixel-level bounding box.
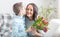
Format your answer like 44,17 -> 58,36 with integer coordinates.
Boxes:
12,15 -> 27,37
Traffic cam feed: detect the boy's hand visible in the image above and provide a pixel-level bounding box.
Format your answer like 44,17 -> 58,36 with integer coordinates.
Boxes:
26,26 -> 32,32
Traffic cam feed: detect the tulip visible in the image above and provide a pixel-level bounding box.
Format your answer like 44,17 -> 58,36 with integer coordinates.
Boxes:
43,27 -> 48,32
37,15 -> 40,19
37,23 -> 42,26
42,19 -> 48,24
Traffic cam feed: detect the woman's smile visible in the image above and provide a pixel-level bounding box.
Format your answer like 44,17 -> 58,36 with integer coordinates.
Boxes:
26,5 -> 34,18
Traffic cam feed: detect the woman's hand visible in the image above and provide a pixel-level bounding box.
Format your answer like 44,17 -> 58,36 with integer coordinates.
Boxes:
31,27 -> 41,37
26,26 -> 36,33
26,26 -> 41,37
31,26 -> 36,33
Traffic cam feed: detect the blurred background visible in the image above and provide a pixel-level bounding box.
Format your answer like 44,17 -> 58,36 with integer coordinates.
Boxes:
0,0 -> 60,37
0,0 -> 58,21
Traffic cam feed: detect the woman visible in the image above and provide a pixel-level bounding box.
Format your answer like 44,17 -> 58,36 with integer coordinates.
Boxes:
25,3 -> 41,37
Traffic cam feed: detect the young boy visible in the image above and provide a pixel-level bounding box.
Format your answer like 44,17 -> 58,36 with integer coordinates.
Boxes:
12,2 -> 27,37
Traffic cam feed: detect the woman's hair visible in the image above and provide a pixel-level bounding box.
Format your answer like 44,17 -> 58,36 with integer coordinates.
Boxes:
13,2 -> 22,15
26,3 -> 38,20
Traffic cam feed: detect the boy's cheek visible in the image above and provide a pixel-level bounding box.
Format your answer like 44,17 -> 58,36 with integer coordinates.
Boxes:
22,9 -> 26,15
20,10 -> 25,15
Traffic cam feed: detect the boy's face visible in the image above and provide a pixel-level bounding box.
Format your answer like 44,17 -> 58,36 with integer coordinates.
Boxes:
18,7 -> 25,16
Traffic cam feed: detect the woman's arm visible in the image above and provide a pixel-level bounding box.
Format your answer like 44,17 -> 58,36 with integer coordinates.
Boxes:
33,31 -> 41,37
31,27 -> 41,37
26,26 -> 41,37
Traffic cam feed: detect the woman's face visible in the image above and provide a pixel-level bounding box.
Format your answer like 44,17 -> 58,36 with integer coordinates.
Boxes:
26,5 -> 34,18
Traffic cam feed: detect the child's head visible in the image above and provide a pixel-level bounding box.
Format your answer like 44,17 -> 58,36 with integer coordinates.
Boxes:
13,2 -> 23,15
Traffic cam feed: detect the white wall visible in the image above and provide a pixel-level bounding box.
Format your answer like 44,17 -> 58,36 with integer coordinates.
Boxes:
0,0 -> 58,19
58,0 -> 60,19
0,0 -> 42,15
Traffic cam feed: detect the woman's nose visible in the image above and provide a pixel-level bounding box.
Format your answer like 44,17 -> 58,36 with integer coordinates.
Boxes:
28,10 -> 31,13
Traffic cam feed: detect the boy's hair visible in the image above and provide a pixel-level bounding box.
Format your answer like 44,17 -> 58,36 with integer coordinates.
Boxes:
13,2 -> 22,15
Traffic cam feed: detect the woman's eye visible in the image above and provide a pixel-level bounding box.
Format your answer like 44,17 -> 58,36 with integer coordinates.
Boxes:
30,9 -> 32,11
26,8 -> 29,10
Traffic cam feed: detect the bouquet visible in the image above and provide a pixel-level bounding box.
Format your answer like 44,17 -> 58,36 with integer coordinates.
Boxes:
32,16 -> 48,32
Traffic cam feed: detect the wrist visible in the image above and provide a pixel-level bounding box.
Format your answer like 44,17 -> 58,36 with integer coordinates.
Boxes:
34,32 -> 41,37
